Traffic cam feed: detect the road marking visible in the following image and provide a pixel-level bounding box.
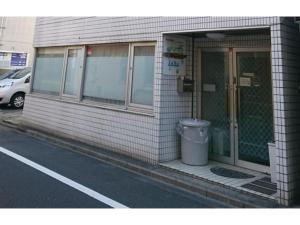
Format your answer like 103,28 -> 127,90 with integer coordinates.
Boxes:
0,146 -> 128,208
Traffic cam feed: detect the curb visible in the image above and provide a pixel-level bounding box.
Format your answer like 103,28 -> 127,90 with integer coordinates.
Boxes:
0,118 -> 282,208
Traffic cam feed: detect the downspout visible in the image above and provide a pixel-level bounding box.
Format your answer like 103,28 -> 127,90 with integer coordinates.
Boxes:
0,17 -> 3,42
191,35 -> 195,119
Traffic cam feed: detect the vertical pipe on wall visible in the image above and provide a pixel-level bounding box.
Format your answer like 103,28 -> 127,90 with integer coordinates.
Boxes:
191,35 -> 195,119
0,17 -> 4,40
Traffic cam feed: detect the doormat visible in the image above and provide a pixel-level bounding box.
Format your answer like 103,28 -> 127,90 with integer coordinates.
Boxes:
210,166 -> 255,179
241,176 -> 277,196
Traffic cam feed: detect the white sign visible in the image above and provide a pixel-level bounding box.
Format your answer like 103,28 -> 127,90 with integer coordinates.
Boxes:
0,51 -> 28,69
163,36 -> 186,76
240,77 -> 251,87
203,83 -> 216,92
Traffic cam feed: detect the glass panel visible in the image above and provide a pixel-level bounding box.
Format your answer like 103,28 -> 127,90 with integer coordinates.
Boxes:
33,48 -> 64,95
63,49 -> 82,96
201,51 -> 231,158
83,45 -> 128,105
237,52 -> 273,166
131,46 -> 155,106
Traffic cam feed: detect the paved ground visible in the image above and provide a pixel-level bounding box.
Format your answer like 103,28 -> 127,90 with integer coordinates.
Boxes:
0,124 -> 227,208
0,104 -> 22,119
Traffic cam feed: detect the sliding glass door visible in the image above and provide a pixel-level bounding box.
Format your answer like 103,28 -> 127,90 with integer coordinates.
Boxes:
200,48 -> 273,172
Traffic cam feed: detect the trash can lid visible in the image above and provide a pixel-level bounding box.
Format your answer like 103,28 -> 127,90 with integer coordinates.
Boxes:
179,118 -> 210,127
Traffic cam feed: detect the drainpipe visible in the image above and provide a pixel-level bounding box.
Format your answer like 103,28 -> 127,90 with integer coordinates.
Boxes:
0,17 -> 3,43
191,35 -> 195,119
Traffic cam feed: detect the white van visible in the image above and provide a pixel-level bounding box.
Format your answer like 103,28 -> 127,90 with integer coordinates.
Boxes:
0,68 -> 31,108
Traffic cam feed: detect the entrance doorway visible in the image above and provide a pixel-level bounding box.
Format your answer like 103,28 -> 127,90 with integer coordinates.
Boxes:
199,48 -> 274,173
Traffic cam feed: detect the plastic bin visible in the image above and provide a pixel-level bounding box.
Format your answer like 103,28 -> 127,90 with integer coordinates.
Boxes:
176,119 -> 210,166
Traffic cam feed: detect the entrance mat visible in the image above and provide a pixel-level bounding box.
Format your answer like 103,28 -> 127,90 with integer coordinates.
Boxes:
241,176 -> 277,196
210,166 -> 255,179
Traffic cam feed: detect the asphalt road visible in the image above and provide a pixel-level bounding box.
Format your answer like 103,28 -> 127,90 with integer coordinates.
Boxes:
0,124 -> 227,208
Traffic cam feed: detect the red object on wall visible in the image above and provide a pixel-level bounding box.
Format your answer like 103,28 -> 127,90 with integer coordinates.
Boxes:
87,47 -> 93,56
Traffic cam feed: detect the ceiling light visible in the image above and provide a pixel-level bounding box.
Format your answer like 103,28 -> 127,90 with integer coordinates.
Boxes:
206,33 -> 225,40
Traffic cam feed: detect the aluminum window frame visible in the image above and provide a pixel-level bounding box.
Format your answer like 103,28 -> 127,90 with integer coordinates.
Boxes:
29,47 -> 37,93
31,47 -> 66,96
127,42 -> 156,111
199,48 -> 235,165
31,42 -> 156,114
81,43 -> 130,108
233,47 -> 272,174
61,46 -> 85,101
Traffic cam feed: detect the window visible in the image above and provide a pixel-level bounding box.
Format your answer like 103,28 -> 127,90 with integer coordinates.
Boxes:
130,45 -> 155,106
63,48 -> 83,96
31,43 -> 156,112
32,48 -> 64,95
6,68 -> 31,79
0,69 -> 21,80
83,45 -> 128,104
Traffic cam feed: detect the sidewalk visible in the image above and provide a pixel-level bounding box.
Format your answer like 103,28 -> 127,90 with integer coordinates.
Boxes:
0,115 -> 282,208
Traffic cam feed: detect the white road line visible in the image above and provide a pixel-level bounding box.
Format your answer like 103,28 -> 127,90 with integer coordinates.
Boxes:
0,146 -> 128,208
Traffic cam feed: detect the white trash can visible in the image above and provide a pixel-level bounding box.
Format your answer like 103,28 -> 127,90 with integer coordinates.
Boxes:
176,119 -> 210,166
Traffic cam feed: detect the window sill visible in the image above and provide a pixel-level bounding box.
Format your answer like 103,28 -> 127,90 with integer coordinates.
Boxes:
27,93 -> 155,117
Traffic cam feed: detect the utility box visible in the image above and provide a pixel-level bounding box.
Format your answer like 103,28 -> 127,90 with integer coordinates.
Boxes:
177,76 -> 194,93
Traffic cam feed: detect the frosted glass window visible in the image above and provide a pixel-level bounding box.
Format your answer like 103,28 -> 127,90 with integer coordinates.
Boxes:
131,46 -> 155,106
63,49 -> 82,96
83,45 -> 128,104
33,48 -> 64,95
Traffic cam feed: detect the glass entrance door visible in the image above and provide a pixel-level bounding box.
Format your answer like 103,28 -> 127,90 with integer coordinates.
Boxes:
201,49 -> 234,164
234,50 -> 273,172
200,48 -> 273,172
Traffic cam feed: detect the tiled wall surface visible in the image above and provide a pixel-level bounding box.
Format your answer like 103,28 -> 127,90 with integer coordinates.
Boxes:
0,17 -> 36,67
33,17 -> 279,47
272,17 -> 300,206
23,96 -> 160,162
159,33 -> 272,162
22,17 -> 300,205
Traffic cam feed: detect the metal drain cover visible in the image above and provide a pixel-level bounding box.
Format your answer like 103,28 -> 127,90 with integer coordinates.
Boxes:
210,167 -> 255,179
241,176 -> 277,195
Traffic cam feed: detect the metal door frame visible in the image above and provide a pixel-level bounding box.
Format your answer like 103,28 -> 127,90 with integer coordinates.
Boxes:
233,48 -> 271,173
198,47 -> 272,173
198,48 -> 235,165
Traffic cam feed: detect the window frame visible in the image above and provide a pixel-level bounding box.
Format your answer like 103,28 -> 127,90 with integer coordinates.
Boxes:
31,47 -> 66,96
31,42 -> 156,114
81,43 -> 129,107
61,46 -> 85,100
29,48 -> 37,94
127,42 -> 156,111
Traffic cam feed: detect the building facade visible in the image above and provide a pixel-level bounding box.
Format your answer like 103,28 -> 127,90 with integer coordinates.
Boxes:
0,17 -> 36,73
22,17 -> 300,206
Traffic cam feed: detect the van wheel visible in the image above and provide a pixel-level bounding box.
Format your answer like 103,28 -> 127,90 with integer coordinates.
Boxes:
10,93 -> 25,109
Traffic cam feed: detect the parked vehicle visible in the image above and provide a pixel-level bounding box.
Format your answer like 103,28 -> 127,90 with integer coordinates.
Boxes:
0,68 -> 31,109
